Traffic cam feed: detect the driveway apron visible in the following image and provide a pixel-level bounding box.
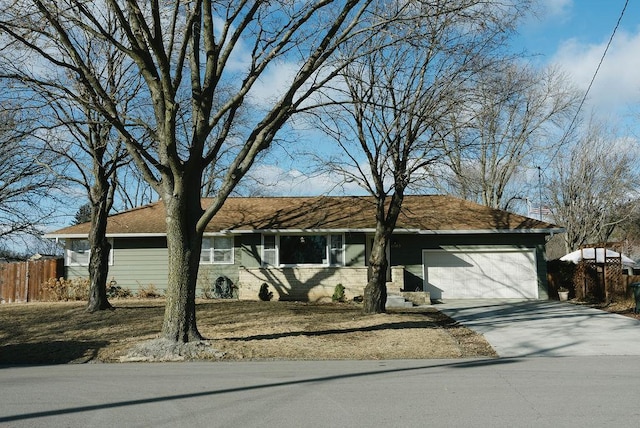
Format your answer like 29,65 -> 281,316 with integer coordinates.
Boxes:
438,299 -> 640,357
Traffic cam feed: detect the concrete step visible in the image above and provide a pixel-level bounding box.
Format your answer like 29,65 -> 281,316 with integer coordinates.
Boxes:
386,294 -> 414,308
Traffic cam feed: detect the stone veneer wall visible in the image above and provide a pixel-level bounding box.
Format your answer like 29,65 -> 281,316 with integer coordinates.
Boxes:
238,266 -> 369,302
238,265 -> 406,302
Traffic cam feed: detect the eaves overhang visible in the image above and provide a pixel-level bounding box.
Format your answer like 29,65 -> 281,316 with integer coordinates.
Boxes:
44,227 -> 565,239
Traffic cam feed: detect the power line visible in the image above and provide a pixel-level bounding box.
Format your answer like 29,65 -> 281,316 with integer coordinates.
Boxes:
541,0 -> 629,175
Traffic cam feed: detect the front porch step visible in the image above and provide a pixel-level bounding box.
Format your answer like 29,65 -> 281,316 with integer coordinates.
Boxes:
386,294 -> 414,308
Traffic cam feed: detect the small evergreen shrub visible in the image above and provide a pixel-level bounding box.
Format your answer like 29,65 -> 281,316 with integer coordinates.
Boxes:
332,283 -> 345,302
213,276 -> 235,299
258,283 -> 273,301
200,275 -> 238,299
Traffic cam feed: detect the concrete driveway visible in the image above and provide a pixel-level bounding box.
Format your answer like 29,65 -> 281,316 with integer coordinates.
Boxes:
438,299 -> 640,357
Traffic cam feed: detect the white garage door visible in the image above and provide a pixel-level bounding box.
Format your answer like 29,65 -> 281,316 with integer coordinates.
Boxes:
423,248 -> 538,299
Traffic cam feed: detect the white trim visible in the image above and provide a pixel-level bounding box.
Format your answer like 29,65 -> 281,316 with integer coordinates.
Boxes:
412,228 -> 565,235
261,234 -> 278,266
200,236 -> 235,265
329,234 -> 345,267
202,231 -> 235,236
228,227 -> 564,235
46,227 -> 564,240
65,238 -> 114,267
46,233 -> 168,239
261,232 -> 345,268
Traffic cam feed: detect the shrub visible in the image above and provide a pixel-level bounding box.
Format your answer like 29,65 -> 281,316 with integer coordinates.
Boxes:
332,283 -> 345,302
201,282 -> 214,299
200,273 -> 238,299
107,282 -> 132,299
41,277 -> 68,301
213,276 -> 236,299
258,283 -> 273,301
41,277 -> 89,301
198,270 -> 214,299
136,284 -> 163,299
68,278 -> 90,301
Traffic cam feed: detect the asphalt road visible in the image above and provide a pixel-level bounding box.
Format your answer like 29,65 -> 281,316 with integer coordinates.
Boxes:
2,358 -> 640,427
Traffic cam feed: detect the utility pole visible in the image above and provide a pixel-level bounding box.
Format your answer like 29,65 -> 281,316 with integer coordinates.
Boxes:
537,166 -> 543,221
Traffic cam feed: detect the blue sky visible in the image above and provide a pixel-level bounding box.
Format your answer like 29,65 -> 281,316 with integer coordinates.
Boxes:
49,2 -> 640,222
518,0 -> 640,120
251,0 -> 640,197
521,0 -> 633,51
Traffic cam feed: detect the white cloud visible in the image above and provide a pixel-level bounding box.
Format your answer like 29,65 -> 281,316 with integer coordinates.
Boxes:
551,28 -> 640,115
523,0 -> 572,29
244,164 -> 366,197
247,61 -> 301,109
543,0 -> 573,19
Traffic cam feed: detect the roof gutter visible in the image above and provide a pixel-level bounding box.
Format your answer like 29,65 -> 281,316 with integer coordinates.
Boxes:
44,227 -> 565,239
215,227 -> 566,235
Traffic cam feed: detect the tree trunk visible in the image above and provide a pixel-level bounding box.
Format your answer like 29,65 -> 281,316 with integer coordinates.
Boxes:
86,186 -> 114,312
363,193 -> 404,314
363,234 -> 389,313
86,236 -> 113,312
160,188 -> 204,342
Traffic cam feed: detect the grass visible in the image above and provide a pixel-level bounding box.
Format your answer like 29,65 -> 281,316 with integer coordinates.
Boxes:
0,299 -> 496,364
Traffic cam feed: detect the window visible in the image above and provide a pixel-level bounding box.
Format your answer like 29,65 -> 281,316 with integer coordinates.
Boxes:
262,234 -> 344,267
280,235 -> 326,265
67,239 -> 90,266
65,239 -> 114,266
330,234 -> 344,266
262,235 -> 277,266
201,236 -> 234,264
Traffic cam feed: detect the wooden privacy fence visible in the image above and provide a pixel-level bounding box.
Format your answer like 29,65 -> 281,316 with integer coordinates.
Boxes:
0,258 -> 63,303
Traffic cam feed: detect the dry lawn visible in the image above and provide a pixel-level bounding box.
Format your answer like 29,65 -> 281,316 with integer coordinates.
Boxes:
587,297 -> 640,320
0,299 -> 496,364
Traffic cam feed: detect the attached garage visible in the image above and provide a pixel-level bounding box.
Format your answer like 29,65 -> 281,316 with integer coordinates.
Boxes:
423,247 -> 539,300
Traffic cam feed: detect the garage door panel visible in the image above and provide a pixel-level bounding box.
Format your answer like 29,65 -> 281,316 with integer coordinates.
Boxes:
423,249 -> 538,299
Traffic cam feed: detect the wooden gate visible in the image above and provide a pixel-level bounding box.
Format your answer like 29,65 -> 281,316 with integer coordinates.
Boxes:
573,248 -> 625,303
0,258 -> 63,303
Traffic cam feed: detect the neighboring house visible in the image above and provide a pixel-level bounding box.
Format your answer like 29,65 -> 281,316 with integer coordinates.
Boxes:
45,195 -> 563,302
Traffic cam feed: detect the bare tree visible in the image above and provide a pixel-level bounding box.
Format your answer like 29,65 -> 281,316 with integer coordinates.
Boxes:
113,163 -> 156,210
312,0 -> 529,313
0,106 -> 63,246
4,9 -> 148,312
434,63 -> 580,210
547,119 -> 640,254
42,103 -> 129,312
0,1 -> 389,343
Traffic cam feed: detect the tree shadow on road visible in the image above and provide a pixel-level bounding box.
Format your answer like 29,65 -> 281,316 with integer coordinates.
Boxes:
0,357 -> 522,424
0,340 -> 109,365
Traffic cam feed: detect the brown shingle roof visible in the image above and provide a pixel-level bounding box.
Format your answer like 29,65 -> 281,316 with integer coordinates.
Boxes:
47,195 -> 560,236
